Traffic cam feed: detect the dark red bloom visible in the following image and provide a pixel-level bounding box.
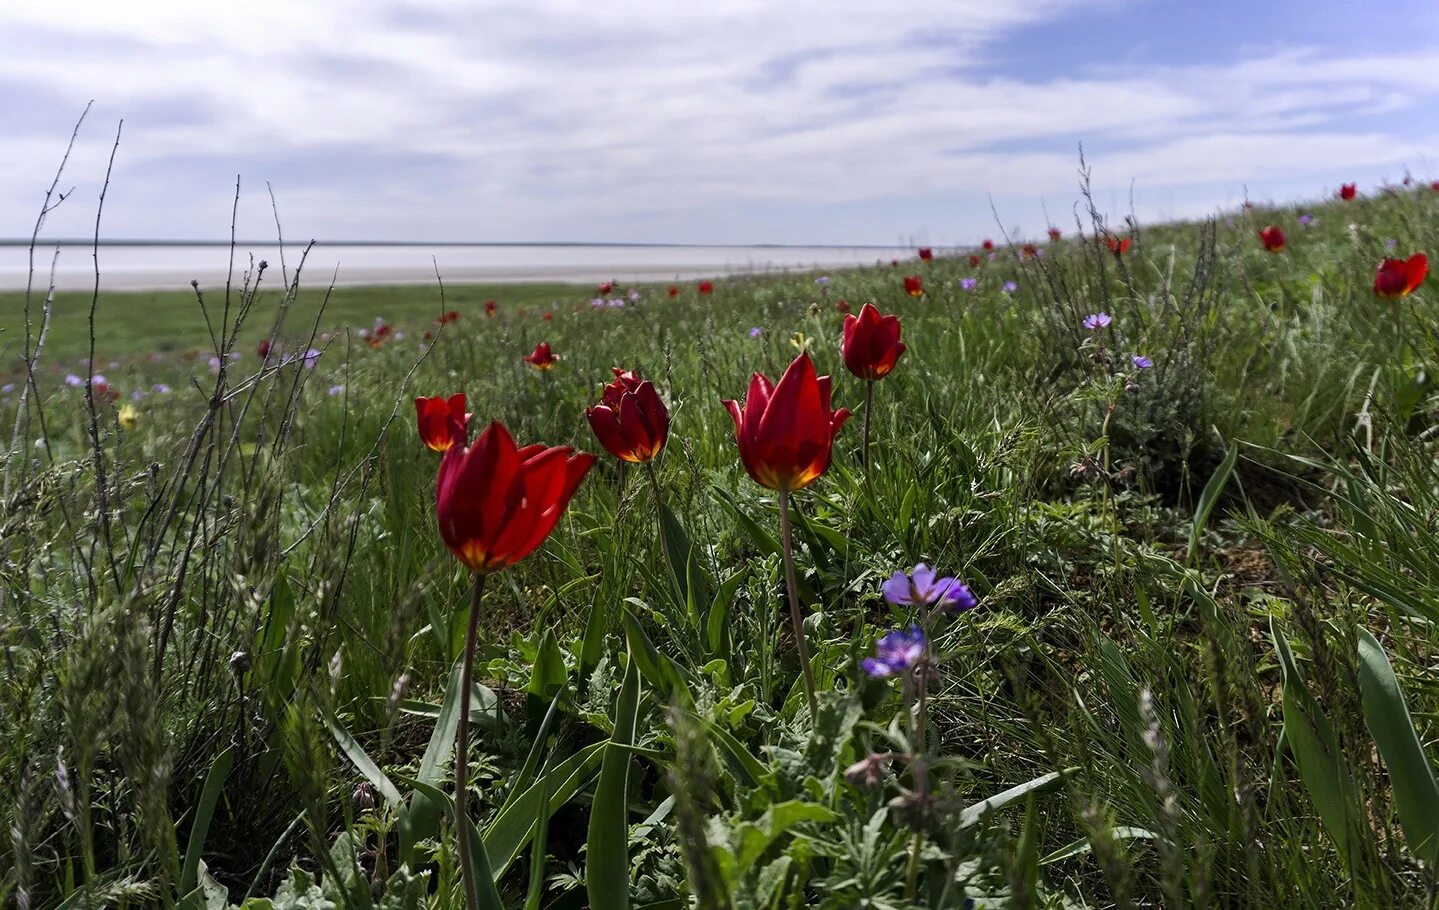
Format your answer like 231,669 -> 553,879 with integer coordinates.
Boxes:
902,275 -> 923,297
415,394 -> 468,452
1258,226 -> 1286,253
1374,254 -> 1428,298
1339,183 -> 1357,201
424,330 -> 434,340
722,352 -> 850,492
917,247 -> 933,262
585,368 -> 669,464
981,239 -> 994,251
435,421 -> 594,574
1048,227 -> 1062,242
1431,181 -> 1439,193
598,281 -> 614,295
890,259 -> 900,267
698,280 -> 714,295
842,302 -> 905,381
968,255 -> 981,268
436,310 -> 461,325
667,285 -> 680,298
1106,235 -> 1132,256
543,311 -> 554,321
835,299 -> 851,313
257,339 -> 272,359
525,342 -> 558,370
368,323 -> 393,349
1242,200 -> 1254,211
1021,243 -> 1039,260
485,300 -> 498,318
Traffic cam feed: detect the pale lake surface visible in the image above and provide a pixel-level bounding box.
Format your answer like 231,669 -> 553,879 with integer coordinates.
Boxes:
0,242 -> 916,293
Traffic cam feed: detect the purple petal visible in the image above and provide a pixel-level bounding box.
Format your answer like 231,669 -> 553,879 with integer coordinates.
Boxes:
882,570 -> 913,605
861,657 -> 895,678
910,563 -> 935,596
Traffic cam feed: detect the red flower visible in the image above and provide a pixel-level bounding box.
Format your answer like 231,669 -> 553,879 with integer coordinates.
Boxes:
424,330 -> 434,341
842,302 -> 905,381
543,311 -> 554,321
981,239 -> 994,251
1257,226 -> 1286,253
1430,181 -> 1439,193
485,300 -> 498,318
368,323 -> 393,349
667,285 -> 680,298
698,280 -> 714,295
722,352 -> 850,492
1339,183 -> 1357,201
525,342 -> 558,370
1048,227 -> 1062,242
1373,253 -> 1428,299
598,281 -> 614,295
415,393 -> 469,452
1021,243 -> 1039,260
1106,235 -> 1131,256
257,339 -> 272,359
586,368 -> 669,463
902,275 -> 924,297
968,255 -> 981,268
436,310 -> 461,325
917,247 -> 933,262
435,421 -> 594,574
835,299 -> 851,313
890,259 -> 899,267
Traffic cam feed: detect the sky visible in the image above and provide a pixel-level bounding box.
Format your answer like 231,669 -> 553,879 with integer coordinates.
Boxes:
2,0 -> 1438,246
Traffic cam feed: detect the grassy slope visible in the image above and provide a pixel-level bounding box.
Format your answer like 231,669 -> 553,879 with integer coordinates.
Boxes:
2,188 -> 1438,908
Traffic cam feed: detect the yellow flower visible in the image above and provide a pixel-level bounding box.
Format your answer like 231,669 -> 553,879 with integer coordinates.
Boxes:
118,404 -> 139,430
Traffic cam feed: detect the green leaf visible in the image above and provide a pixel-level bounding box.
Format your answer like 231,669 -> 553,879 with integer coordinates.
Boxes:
734,800 -> 837,871
1271,617 -> 1362,869
400,656 -> 465,866
529,628 -> 568,699
1040,827 -> 1158,865
321,708 -> 403,809
621,605 -> 690,698
959,769 -> 1071,829
1189,441 -> 1238,563
179,748 -> 233,898
658,499 -> 713,623
484,741 -> 608,879
1356,626 -> 1439,865
705,567 -> 747,659
393,776 -> 504,910
587,657 -> 645,910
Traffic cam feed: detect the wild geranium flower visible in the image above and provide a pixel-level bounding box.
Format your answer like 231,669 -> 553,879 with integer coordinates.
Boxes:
590,298 -> 605,308
815,276 -> 831,285
698,280 -> 714,295
1083,313 -> 1112,330
722,352 -> 849,492
586,368 -> 669,463
883,564 -> 977,611
1048,227 -> 1062,241
861,626 -> 926,678
902,275 -> 924,297
1298,214 -> 1315,226
749,327 -> 762,338
1002,281 -> 1018,294
1258,225 -> 1286,252
917,247 -> 933,262
328,384 -> 345,396
153,383 -> 172,394
302,348 -> 322,369
960,277 -> 977,291
1131,354 -> 1153,369
525,342 -> 559,370
1106,235 -> 1132,256
65,374 -> 83,387
1339,183 -> 1357,201
842,303 -> 906,381
436,420 -> 595,574
415,394 -> 469,452
1373,254 -> 1429,299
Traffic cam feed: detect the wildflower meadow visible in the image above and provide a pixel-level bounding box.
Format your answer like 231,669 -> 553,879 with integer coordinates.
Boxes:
4,172 -> 1439,909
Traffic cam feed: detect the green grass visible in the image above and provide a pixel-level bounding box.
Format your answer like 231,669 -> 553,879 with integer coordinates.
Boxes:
2,185 -> 1439,909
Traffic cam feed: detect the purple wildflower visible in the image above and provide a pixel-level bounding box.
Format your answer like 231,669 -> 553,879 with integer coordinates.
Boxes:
1131,354 -> 1153,370
861,626 -> 927,678
749,327 -> 762,338
1002,281 -> 1018,294
629,289 -> 641,301
1,383 -> 14,394
1298,214 -> 1315,226
303,349 -> 322,369
882,563 -> 977,611
960,277 -> 978,291
131,390 -> 144,401
208,357 -> 222,369
328,384 -> 345,396
590,297 -> 605,308
815,276 -> 831,286
153,383 -> 172,394
1083,313 -> 1112,331
65,374 -> 83,387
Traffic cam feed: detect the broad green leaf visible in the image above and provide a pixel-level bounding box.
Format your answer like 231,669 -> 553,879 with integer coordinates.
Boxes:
1189,441 -> 1238,562
959,769 -> 1071,829
394,776 -> 504,910
588,658 -> 644,910
180,747 -> 233,897
528,628 -> 567,699
484,741 -> 607,879
321,707 -> 402,809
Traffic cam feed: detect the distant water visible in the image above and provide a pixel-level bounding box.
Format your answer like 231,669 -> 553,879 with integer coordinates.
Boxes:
0,242 -> 916,293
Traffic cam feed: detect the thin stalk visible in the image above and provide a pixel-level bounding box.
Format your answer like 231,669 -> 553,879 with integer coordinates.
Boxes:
861,379 -> 874,471
777,489 -> 818,718
456,572 -> 487,910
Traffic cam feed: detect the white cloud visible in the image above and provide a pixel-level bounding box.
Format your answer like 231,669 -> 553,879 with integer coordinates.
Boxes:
0,1 -> 1436,243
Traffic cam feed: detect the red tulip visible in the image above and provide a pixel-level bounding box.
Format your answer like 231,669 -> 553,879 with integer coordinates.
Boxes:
585,368 -> 669,464
543,311 -> 554,321
917,247 -> 933,262
257,339 -> 272,359
968,254 -> 981,268
524,342 -> 558,370
981,239 -> 994,251
1106,235 -> 1131,256
697,280 -> 714,295
723,352 -> 850,492
835,299 -> 851,313
1258,225 -> 1286,253
368,323 -> 393,349
436,310 -> 461,325
415,393 -> 468,452
842,303 -> 905,381
1430,181 -> 1439,193
598,281 -> 614,295
890,259 -> 900,267
485,300 -> 497,318
1021,243 -> 1039,260
1373,254 -> 1428,298
902,275 -> 924,297
435,421 -> 594,574
1048,227 -> 1062,242
1339,183 -> 1357,201
667,285 -> 680,298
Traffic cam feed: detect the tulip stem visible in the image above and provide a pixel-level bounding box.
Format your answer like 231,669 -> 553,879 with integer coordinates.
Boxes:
455,572 -> 486,910
777,489 -> 818,719
861,379 -> 874,471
